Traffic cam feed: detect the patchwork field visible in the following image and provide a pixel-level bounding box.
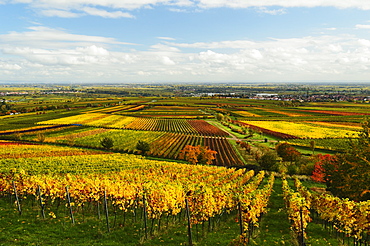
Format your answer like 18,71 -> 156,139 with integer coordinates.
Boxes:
0,87 -> 369,245
240,120 -> 359,139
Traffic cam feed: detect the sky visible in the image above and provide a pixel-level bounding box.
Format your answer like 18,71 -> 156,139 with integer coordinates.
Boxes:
2,1 -> 370,83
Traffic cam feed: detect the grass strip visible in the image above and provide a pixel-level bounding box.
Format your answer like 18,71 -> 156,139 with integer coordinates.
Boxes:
250,177 -> 295,245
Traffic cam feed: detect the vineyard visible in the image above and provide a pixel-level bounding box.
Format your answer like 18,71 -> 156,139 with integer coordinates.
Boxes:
1,122 -> 242,165
125,118 -> 229,136
286,138 -> 351,152
0,141 -> 276,245
38,114 -> 228,136
204,137 -> 244,166
71,129 -> 166,153
1,144 -> 368,245
240,120 -> 359,139
0,140 -> 109,160
37,113 -> 136,128
147,133 -> 244,166
1,86 -> 370,245
128,105 -> 210,118
87,104 -> 148,114
292,178 -> 370,245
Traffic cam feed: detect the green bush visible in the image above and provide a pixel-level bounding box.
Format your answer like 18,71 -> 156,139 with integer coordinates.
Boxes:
258,151 -> 278,171
100,137 -> 114,149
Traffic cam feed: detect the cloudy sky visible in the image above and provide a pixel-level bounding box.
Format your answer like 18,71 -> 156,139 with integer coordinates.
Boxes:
2,1 -> 370,83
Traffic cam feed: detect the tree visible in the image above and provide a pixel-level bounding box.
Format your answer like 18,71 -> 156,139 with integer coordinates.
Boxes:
316,119 -> 370,201
258,151 -> 278,171
65,135 -> 75,146
199,146 -> 217,165
330,119 -> 370,200
224,115 -> 232,123
37,133 -> 46,143
311,154 -> 337,183
100,137 -> 114,149
309,140 -> 316,155
1,104 -> 6,112
13,132 -> 23,141
179,145 -> 217,165
216,113 -> 224,121
245,127 -> 254,138
179,145 -> 200,164
237,141 -> 251,154
136,140 -> 150,154
275,142 -> 301,163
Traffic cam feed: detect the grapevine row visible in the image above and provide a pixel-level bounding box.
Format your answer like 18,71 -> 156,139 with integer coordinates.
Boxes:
237,173 -> 275,244
204,137 -> 244,166
1,163 -> 256,224
294,177 -> 370,243
281,177 -> 311,245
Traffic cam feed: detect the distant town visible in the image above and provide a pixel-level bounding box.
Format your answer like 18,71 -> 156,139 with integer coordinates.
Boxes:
1,82 -> 370,103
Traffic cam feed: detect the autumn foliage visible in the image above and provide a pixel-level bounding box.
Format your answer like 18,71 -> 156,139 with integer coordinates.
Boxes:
275,142 -> 301,163
179,145 -> 217,165
311,119 -> 370,201
236,140 -> 251,153
311,154 -> 338,183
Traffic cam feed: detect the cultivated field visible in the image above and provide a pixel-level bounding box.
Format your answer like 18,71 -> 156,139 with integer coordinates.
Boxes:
0,84 -> 369,245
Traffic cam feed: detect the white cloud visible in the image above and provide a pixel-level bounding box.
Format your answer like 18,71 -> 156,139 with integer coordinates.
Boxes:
168,8 -> 189,13
199,50 -> 229,64
40,9 -> 81,18
171,0 -> 194,7
76,45 -> 110,56
7,0 -> 370,19
40,6 -> 135,19
150,43 -> 181,52
196,0 -> 370,10
169,40 -> 257,49
326,44 -> 343,52
2,24 -> 370,82
12,0 -> 184,9
157,37 -> 176,41
257,7 -> 287,15
161,56 -> 176,65
250,49 -> 263,59
22,0 -> 198,18
2,46 -> 113,66
356,24 -> 370,29
358,39 -> 370,46
0,26 -> 136,49
0,62 -> 22,70
82,7 -> 134,18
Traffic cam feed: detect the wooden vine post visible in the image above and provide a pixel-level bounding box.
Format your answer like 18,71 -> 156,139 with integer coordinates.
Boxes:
12,181 -> 22,215
104,189 -> 110,232
185,197 -> 193,246
65,186 -> 75,224
299,207 -> 306,246
238,202 -> 243,235
142,195 -> 148,239
97,201 -> 101,220
37,185 -> 45,219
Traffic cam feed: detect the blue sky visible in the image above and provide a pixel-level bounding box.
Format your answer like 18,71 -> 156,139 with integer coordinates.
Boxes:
2,1 -> 370,83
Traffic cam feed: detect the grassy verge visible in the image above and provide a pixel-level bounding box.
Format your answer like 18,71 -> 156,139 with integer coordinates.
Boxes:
250,177 -> 295,245
228,139 -> 249,164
